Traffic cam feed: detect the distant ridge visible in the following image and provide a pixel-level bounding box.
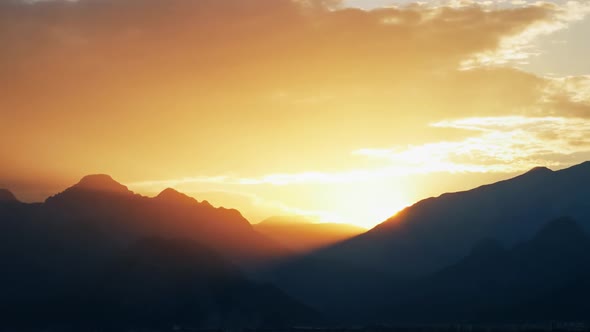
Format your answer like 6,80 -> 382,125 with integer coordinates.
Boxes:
156,188 -> 214,208
528,216 -> 587,247
156,187 -> 197,203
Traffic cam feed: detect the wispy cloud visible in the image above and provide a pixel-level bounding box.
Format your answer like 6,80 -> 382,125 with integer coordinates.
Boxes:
130,116 -> 590,194
131,170 -> 388,188
460,1 -> 590,69
133,115 -> 590,190
3,0 -> 589,215
357,116 -> 590,173
199,190 -> 343,223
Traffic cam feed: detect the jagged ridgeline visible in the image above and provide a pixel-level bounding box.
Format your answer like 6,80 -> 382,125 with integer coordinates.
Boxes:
0,175 -> 318,330
2,161 -> 590,328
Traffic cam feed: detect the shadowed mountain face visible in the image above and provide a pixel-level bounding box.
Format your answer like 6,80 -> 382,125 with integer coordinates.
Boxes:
254,216 -> 366,254
42,175 -> 290,268
0,176 -> 317,329
269,161 -> 590,319
346,162 -> 590,277
374,217 -> 590,323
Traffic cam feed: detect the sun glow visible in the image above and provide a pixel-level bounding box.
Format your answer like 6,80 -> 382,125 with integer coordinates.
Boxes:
314,182 -> 410,229
3,0 -> 590,233
131,177 -> 410,229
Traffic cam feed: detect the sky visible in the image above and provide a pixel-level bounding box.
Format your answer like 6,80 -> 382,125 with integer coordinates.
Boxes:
1,0 -> 589,228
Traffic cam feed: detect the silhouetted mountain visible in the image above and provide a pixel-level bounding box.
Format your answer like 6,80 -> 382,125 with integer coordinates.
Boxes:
255,216 -> 366,253
0,188 -> 18,202
6,162 -> 590,327
376,217 -> 590,323
0,179 -> 317,329
269,161 -> 590,320
42,176 -> 289,268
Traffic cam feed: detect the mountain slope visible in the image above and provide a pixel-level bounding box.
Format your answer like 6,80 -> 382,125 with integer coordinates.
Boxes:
376,217 -> 590,323
341,162 -> 590,277
254,216 -> 366,253
269,161 -> 590,318
42,175 -> 290,267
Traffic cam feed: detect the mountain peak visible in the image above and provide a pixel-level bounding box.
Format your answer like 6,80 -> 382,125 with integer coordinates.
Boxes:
533,216 -> 586,243
72,174 -> 133,195
157,187 -> 183,197
0,189 -> 18,203
524,166 -> 553,176
155,189 -> 217,210
156,188 -> 195,202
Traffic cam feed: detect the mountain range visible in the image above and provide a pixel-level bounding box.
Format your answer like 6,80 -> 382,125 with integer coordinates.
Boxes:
2,161 -> 590,328
0,175 -> 318,329
41,174 -> 290,268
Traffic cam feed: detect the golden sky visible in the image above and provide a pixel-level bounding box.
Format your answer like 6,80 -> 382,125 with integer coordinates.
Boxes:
1,0 -> 589,227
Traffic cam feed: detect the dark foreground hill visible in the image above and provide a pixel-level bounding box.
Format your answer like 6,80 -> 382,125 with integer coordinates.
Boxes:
0,234 -> 316,329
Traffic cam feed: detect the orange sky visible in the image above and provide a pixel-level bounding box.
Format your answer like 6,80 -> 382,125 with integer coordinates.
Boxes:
1,0 -> 589,227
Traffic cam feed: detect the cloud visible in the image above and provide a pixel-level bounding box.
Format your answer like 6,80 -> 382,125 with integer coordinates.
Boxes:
131,114 -> 590,188
1,0 -> 581,119
131,170 -> 385,187
2,0 -> 590,203
357,116 -> 590,173
460,1 -> 590,69
0,0 -> 565,93
541,75 -> 590,118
